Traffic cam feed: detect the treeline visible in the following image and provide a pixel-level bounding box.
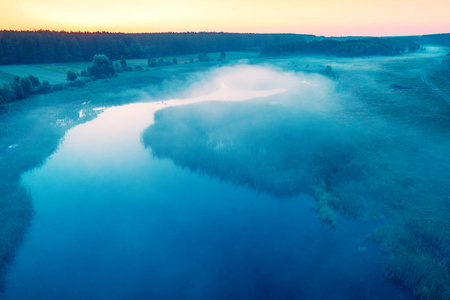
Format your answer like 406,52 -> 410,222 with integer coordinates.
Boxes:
0,54 -> 118,104
0,75 -> 52,103
261,33 -> 450,57
421,33 -> 450,46
261,38 -> 404,57
0,31 -> 311,65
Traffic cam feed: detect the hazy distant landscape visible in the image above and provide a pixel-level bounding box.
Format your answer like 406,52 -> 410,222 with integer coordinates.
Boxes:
1,26 -> 450,300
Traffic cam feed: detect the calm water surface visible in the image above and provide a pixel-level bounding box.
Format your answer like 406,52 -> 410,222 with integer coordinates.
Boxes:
5,66 -> 412,299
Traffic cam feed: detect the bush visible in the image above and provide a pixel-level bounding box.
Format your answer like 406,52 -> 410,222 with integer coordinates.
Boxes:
148,58 -> 159,67
80,70 -> 89,77
88,54 -> 115,79
66,71 -> 77,82
10,82 -> 25,100
52,83 -> 68,91
114,63 -> 123,73
0,84 -> 14,103
31,84 -> 53,95
198,52 -> 209,62
96,74 -> 109,79
67,79 -> 85,87
28,75 -> 40,87
19,77 -> 32,94
120,56 -> 127,70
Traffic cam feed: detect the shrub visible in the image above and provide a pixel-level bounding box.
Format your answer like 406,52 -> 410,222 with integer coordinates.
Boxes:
88,54 -> 115,79
67,79 -> 85,87
2,84 -> 16,102
0,84 -> 13,103
157,59 -> 166,66
10,82 -> 25,100
52,83 -> 68,91
96,74 -> 109,79
66,71 -> 77,82
19,77 -> 32,94
27,75 -> 40,87
120,56 -> 127,70
198,52 -> 209,62
148,58 -> 159,67
114,63 -> 123,73
172,57 -> 178,65
31,81 -> 53,94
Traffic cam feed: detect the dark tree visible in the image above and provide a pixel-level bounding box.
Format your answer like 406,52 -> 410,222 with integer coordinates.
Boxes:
66,71 -> 77,81
19,77 -> 32,94
120,55 -> 127,70
220,52 -> 226,59
28,75 -> 40,87
0,31 -> 316,65
198,52 -> 209,62
157,58 -> 166,66
88,54 -> 115,79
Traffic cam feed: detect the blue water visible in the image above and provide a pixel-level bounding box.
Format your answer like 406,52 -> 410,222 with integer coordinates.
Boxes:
4,68 -> 413,300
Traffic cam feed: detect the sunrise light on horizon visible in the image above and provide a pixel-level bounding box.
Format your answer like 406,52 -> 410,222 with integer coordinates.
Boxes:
1,0 -> 449,36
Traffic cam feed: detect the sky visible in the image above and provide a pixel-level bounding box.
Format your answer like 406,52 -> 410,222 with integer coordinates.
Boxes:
1,0 -> 449,36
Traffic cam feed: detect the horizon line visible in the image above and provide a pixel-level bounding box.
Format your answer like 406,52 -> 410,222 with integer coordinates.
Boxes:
1,29 -> 450,38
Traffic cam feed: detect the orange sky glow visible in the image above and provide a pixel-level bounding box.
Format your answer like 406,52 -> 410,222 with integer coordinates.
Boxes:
1,0 -> 449,36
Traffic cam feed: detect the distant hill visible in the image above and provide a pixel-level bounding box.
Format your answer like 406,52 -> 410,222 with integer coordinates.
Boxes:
0,31 -> 313,65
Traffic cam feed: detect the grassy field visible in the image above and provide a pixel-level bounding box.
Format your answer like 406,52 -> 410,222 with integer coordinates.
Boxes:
0,51 -> 259,86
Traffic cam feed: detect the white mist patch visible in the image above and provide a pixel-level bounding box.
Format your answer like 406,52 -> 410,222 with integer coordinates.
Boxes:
186,65 -> 305,99
52,65 -> 332,170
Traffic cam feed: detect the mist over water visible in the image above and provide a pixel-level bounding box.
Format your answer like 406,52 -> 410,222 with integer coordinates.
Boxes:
4,65 -> 413,299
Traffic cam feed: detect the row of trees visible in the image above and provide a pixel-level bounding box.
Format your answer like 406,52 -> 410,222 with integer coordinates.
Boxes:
0,31 -> 311,65
0,54 -> 119,104
1,30 -> 449,65
260,38 -> 409,57
0,75 -> 52,103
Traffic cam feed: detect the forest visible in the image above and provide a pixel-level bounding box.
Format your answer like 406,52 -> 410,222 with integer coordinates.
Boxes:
260,34 -> 450,57
0,31 -> 311,65
260,38 -> 420,57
